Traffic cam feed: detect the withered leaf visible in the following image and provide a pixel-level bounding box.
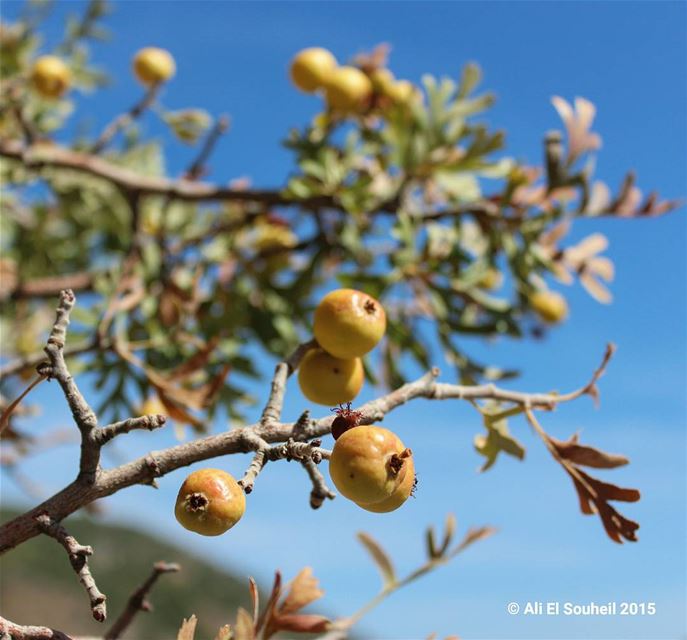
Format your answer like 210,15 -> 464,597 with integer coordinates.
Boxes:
177,615 -> 198,640
170,336 -> 221,381
451,526 -> 497,557
271,613 -> 330,634
357,532 -> 397,589
248,576 -> 259,625
234,608 -> 255,640
280,567 -> 324,615
255,571 -> 282,638
549,433 -> 628,469
567,466 -> 640,543
213,625 -> 232,640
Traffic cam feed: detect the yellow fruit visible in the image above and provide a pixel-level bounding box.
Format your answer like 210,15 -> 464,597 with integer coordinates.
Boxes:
253,221 -> 297,271
298,348 -> 364,406
175,468 -> 245,536
370,68 -> 395,95
357,455 -> 415,513
290,47 -> 337,93
329,425 -> 411,505
530,290 -> 568,324
324,66 -> 372,113
139,395 -> 167,417
313,288 -> 386,359
478,268 -> 503,291
133,47 -> 176,87
30,56 -> 71,99
386,79 -> 416,105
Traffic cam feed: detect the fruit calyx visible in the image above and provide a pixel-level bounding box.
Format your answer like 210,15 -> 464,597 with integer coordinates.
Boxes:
364,299 -> 378,315
331,402 -> 363,440
388,447 -> 413,476
185,492 -> 209,512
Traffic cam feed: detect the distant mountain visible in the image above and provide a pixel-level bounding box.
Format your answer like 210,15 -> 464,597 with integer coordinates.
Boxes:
0,507 -> 254,639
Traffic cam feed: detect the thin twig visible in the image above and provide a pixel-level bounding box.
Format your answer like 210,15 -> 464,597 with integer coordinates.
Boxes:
104,561 -> 180,640
43,290 -> 101,478
301,458 -> 336,509
0,338 -> 104,380
34,514 -> 106,622
183,115 -> 230,181
10,271 -> 95,300
260,339 -> 317,426
90,85 -> 160,154
96,414 -> 167,445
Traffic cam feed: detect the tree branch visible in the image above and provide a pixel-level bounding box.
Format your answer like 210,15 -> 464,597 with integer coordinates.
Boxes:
0,339 -> 103,380
260,339 -> 317,426
0,290 -> 617,555
34,514 -> 106,622
302,457 -> 336,509
183,115 -> 230,181
0,617 -> 71,640
9,272 -> 95,300
96,414 -> 167,445
103,561 -> 180,640
42,290 -> 101,479
0,139 -> 327,206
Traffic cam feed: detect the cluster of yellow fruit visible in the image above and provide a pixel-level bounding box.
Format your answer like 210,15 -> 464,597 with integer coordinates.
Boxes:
300,288 -> 414,514
173,288 -> 411,535
29,46 -> 175,99
298,288 -> 386,406
289,47 -> 418,115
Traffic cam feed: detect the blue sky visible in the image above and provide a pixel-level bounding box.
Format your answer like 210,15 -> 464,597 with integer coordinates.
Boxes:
1,1 -> 686,638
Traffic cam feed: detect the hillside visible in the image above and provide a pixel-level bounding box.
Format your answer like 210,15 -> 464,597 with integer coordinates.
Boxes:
0,507 -> 254,639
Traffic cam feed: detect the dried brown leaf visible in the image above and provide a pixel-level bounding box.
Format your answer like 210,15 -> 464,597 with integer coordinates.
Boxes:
271,613 -> 330,634
170,336 -> 220,381
579,271 -> 612,304
213,625 -> 232,640
234,608 -> 255,640
177,615 -> 198,640
256,571 -> 282,639
550,434 -> 628,469
280,567 -> 324,615
567,467 -> 640,543
248,576 -> 259,625
450,526 -> 497,557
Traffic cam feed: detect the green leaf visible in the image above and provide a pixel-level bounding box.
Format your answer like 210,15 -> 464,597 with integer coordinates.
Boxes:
474,404 -> 526,471
357,532 -> 397,589
458,62 -> 482,98
163,109 -> 213,145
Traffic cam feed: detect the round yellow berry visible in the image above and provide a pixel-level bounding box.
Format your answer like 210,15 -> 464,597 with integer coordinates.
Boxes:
30,56 -> 71,99
329,425 -> 411,505
175,468 -> 245,536
290,47 -> 337,93
324,66 -> 372,113
530,290 -> 568,324
313,288 -> 386,359
298,348 -> 364,406
133,47 -> 176,87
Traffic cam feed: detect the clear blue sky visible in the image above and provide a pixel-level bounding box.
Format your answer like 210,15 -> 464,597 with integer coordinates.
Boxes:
1,2 -> 686,639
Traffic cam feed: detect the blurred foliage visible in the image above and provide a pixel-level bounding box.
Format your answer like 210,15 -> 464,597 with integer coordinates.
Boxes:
0,0 -> 679,431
